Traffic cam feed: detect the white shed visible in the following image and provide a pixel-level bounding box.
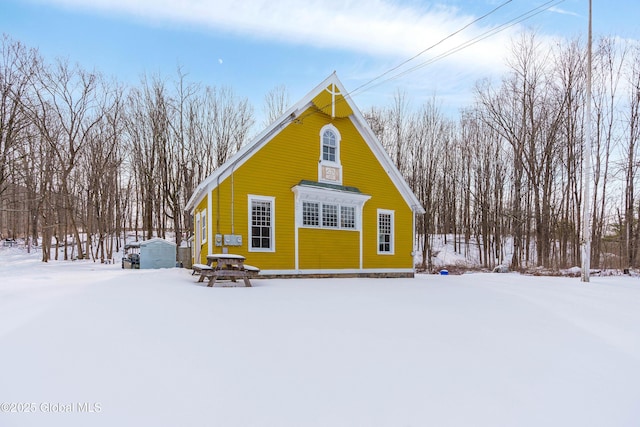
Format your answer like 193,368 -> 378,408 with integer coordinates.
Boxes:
139,238 -> 176,269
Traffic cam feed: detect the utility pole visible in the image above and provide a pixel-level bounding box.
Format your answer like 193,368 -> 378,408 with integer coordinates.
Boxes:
581,0 -> 592,283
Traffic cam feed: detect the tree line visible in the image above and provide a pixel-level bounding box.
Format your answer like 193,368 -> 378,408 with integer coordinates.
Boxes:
0,34 -> 255,261
368,32 -> 640,271
1,32 -> 639,270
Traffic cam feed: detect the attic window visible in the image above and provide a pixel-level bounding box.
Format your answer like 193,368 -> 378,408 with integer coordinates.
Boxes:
318,124 -> 342,184
322,130 -> 337,162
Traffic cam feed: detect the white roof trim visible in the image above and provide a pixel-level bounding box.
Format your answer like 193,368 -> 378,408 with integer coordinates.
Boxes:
185,73 -> 425,215
349,112 -> 425,214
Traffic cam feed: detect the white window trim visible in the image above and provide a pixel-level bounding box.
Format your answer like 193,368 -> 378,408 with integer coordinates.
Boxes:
341,205 -> 356,229
302,201 -> 320,227
322,203 -> 338,228
302,201 -> 357,230
200,209 -> 207,244
292,184 -> 371,271
318,124 -> 342,184
248,195 -> 275,253
293,185 -> 370,232
195,214 -> 201,246
377,209 -> 395,255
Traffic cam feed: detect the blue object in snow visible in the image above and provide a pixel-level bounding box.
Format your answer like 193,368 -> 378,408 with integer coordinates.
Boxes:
440,269 -> 449,275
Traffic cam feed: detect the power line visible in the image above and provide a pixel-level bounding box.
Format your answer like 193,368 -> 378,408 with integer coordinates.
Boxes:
348,0 -> 514,97
296,0 -> 566,123
355,0 -> 566,93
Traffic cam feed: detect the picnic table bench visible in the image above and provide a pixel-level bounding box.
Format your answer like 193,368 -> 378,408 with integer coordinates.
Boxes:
192,254 -> 259,287
192,263 -> 214,275
2,239 -> 17,247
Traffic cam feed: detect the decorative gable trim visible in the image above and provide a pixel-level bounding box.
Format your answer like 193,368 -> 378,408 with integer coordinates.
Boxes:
311,82 -> 353,118
185,73 -> 425,216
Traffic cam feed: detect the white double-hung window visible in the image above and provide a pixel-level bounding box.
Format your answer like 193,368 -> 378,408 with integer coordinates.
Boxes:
377,209 -> 394,254
200,209 -> 207,244
249,195 -> 275,252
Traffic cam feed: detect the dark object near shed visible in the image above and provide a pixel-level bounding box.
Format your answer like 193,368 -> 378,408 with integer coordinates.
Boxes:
122,242 -> 140,269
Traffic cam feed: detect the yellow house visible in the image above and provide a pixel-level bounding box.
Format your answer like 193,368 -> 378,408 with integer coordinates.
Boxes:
185,73 -> 425,277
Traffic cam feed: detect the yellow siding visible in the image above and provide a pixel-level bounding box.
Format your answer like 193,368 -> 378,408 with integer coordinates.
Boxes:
333,113 -> 414,270
204,119 -> 309,270
194,196 -> 209,265
194,97 -> 415,273
299,228 -> 360,269
311,83 -> 353,118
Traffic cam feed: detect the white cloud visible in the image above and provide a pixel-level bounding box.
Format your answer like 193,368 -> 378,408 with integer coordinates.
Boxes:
37,0 -> 554,111
38,0 -> 519,75
547,6 -> 580,17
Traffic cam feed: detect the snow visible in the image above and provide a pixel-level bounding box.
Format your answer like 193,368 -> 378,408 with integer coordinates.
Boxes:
1,248 -> 640,426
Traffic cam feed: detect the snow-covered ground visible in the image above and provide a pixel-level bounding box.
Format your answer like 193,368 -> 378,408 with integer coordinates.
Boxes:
1,247 -> 639,427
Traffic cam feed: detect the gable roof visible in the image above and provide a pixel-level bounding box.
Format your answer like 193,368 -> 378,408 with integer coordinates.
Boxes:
185,73 -> 425,215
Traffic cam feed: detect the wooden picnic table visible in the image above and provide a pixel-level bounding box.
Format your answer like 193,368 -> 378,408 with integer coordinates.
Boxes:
193,253 -> 254,287
2,239 -> 17,247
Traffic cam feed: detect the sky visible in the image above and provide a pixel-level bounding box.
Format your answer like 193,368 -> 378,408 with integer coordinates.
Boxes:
1,0 -> 639,122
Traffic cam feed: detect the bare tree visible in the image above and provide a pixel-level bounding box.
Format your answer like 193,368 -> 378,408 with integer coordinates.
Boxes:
262,84 -> 290,128
23,58 -> 104,260
208,85 -> 254,167
590,37 -> 627,267
0,35 -> 37,239
476,77 -> 525,269
622,45 -> 640,267
163,68 -> 199,248
125,75 -> 168,240
81,79 -> 125,261
476,32 -> 567,269
411,99 -> 448,270
461,108 -> 506,268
